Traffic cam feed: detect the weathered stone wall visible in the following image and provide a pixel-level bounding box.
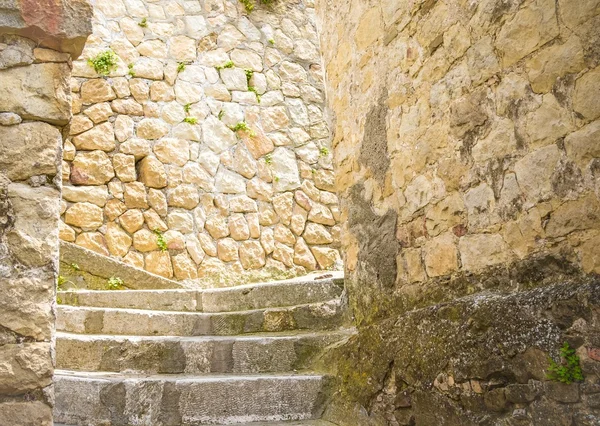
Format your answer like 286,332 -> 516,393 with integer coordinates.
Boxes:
60,0 -> 341,286
315,0 -> 600,424
0,2 -> 92,424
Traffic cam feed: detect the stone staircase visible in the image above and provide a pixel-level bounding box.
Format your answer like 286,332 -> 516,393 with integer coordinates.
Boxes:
54,270 -> 351,425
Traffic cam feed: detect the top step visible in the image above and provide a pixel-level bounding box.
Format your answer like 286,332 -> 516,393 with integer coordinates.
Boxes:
59,272 -> 344,313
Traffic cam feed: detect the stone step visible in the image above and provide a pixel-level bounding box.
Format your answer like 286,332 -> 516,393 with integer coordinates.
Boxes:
54,370 -> 328,425
60,241 -> 183,290
56,300 -> 346,336
57,272 -> 344,313
56,422 -> 337,426
56,330 -> 354,374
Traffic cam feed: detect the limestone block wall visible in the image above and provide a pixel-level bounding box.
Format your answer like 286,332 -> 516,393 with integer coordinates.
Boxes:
60,0 -> 342,286
0,2 -> 92,424
315,0 -> 600,424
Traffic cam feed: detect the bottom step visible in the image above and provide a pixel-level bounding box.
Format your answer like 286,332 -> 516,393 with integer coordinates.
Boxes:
57,421 -> 336,426
54,370 -> 328,425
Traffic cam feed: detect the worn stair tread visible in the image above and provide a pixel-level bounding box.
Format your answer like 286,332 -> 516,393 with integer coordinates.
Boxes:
56,329 -> 355,374
54,370 -> 327,425
57,299 -> 345,336
56,422 -> 336,426
57,271 -> 343,313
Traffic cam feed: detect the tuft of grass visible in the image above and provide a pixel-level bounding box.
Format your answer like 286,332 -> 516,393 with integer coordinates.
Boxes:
268,38 -> 275,45
547,342 -> 584,384
107,276 -> 124,290
70,263 -> 80,272
218,110 -> 224,120
274,175 -> 280,182
184,117 -> 198,124
184,103 -> 192,113
138,18 -> 148,27
88,50 -> 118,76
154,229 -> 168,252
319,147 -> 329,156
264,153 -> 273,164
231,121 -> 250,132
215,60 -> 234,71
57,276 -> 67,291
239,0 -> 254,12
248,86 -> 261,103
128,63 -> 135,77
244,68 -> 254,83
177,62 -> 186,73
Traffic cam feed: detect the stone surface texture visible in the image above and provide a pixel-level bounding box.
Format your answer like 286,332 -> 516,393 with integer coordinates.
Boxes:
62,0 -> 341,286
0,3 -> 93,424
314,0 -> 600,424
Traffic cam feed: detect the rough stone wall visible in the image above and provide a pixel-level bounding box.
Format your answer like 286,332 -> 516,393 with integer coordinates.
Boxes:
60,0 -> 342,286
0,2 -> 92,424
315,0 -> 600,424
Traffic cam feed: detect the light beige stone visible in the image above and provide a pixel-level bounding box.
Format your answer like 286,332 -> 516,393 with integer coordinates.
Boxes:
145,251 -> 173,278
293,237 -> 316,270
423,233 -> 459,278
76,232 -> 109,256
273,242 -> 294,267
119,209 -> 144,233
168,185 -> 199,209
308,202 -> 335,226
84,102 -> 114,124
170,36 -> 197,62
311,246 -> 339,269
112,153 -> 136,182
139,156 -> 168,189
133,229 -> 160,252
80,79 -> 116,104
123,182 -> 148,209
239,241 -> 266,270
274,224 -> 296,245
69,115 -> 94,135
217,237 -> 239,262
172,253 -> 198,279
154,138 -> 190,166
104,199 -> 127,222
137,118 -> 169,139
205,215 -> 229,239
72,122 -> 115,151
65,202 -> 103,230
229,214 -> 250,241
564,121 -> 600,171
459,234 -> 513,271
148,189 -> 168,216
105,222 -> 132,256
303,223 -> 333,244
62,185 -> 108,207
573,66 -> 600,121
70,150 -> 115,185
123,251 -> 145,269
120,138 -> 151,159
273,192 -> 294,225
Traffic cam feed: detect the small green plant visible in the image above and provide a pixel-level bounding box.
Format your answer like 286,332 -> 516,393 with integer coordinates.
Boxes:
547,342 -> 584,384
70,263 -> 80,272
138,18 -> 148,27
88,50 -> 118,76
319,147 -> 329,157
245,68 -> 254,83
274,175 -> 280,182
264,153 -> 273,164
128,63 -> 135,77
248,86 -> 261,103
239,0 -> 255,12
57,275 -> 67,291
268,38 -> 275,45
218,110 -> 224,120
154,229 -> 168,252
107,276 -> 124,290
311,168 -> 316,174
177,62 -> 186,73
215,60 -> 234,71
184,117 -> 198,124
231,121 -> 250,132
184,103 -> 192,113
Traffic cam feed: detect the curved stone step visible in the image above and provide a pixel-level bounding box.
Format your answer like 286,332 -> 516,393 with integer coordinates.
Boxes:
56,300 -> 346,336
54,370 -> 328,425
56,330 -> 355,374
57,272 -> 343,313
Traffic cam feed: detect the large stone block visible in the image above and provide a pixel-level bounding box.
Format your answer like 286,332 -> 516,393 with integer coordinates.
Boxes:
0,63 -> 71,124
0,0 -> 92,57
0,122 -> 61,181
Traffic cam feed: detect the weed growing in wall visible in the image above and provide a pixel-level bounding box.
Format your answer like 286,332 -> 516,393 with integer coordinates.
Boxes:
177,62 -> 186,73
239,0 -> 277,13
184,117 -> 198,125
138,18 -> 147,27
319,147 -> 329,156
215,61 -> 234,71
184,103 -> 192,113
154,229 -> 168,252
107,276 -> 124,290
128,63 -> 135,77
547,342 -> 584,384
248,86 -> 261,103
88,50 -> 118,76
264,153 -> 273,165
